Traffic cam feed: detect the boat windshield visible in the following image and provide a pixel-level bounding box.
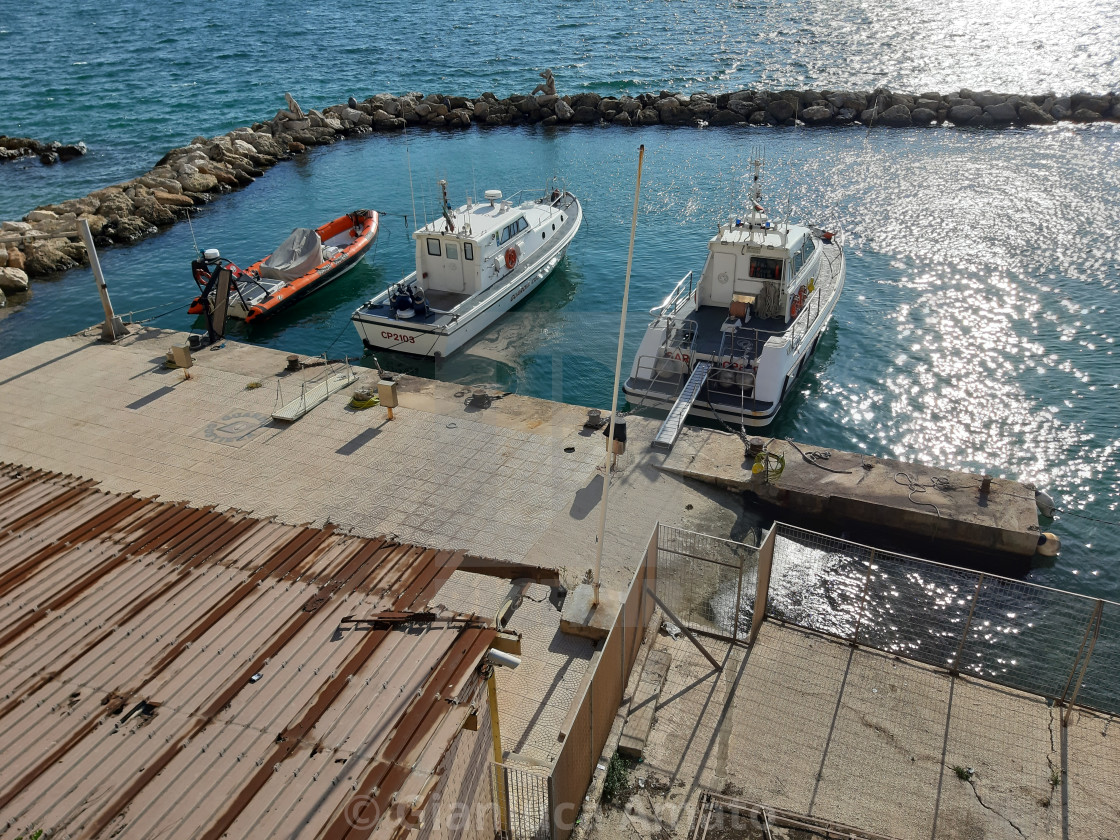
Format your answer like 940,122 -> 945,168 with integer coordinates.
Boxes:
749,256 -> 782,281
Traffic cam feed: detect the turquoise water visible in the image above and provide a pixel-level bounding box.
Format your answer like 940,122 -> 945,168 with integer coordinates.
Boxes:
2,1 -> 1119,603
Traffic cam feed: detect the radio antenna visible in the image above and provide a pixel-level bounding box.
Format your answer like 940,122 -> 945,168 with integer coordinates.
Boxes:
406,144 -> 418,234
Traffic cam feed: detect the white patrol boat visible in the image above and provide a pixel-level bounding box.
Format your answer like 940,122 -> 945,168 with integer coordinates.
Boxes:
352,180 -> 582,358
623,156 -> 845,445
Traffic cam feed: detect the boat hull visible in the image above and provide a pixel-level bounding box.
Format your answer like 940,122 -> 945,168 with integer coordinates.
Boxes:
189,211 -> 378,324
625,240 -> 845,429
352,193 -> 581,359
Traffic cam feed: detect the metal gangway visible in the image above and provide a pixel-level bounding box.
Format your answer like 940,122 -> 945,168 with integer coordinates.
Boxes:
651,361 -> 712,450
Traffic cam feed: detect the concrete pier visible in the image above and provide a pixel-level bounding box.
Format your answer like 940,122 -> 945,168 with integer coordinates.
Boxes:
661,426 -> 1042,568
2,325 -> 1112,839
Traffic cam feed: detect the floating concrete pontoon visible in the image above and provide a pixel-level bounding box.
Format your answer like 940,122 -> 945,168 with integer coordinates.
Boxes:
661,428 -> 1042,566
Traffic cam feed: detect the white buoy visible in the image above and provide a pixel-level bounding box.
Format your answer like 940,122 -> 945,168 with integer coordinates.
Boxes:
1036,532 -> 1061,557
1035,489 -> 1057,518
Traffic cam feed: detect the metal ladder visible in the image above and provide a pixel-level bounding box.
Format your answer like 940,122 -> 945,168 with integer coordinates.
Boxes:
651,361 -> 713,450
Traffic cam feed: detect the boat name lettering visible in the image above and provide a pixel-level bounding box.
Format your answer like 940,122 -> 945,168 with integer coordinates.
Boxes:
510,280 -> 533,303
673,352 -> 690,365
380,331 -> 416,344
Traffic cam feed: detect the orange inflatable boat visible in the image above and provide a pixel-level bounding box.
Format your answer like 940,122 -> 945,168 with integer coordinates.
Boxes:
189,209 -> 378,323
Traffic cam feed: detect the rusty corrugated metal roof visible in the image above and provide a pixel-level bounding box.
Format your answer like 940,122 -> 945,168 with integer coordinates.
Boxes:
0,463 -> 496,839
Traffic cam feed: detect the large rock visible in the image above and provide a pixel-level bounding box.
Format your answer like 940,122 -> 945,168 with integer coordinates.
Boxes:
26,210 -> 58,223
178,171 -> 220,194
948,104 -> 983,125
984,102 -> 1018,123
7,247 -> 26,271
94,190 -> 134,219
709,109 -> 742,126
1050,98 -> 1072,120
1018,103 -> 1055,125
877,104 -> 913,127
23,240 -> 79,275
572,105 -> 599,124
656,98 -> 691,125
799,105 -> 833,126
153,190 -> 192,207
1072,108 -> 1102,122
636,107 -> 660,125
78,214 -> 108,236
1071,95 -> 1109,113
103,216 -> 157,244
2,221 -> 32,233
0,266 -> 29,293
554,100 -> 574,121
130,194 -> 177,227
910,107 -> 937,125
766,99 -> 795,121
139,175 -> 183,194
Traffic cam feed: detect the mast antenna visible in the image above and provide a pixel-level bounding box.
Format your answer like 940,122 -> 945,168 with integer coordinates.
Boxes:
406,144 -> 418,234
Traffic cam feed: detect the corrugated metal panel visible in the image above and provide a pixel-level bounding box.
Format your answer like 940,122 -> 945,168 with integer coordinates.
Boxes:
0,465 -> 496,840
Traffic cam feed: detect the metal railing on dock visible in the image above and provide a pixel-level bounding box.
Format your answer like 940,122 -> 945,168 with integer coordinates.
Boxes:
652,521 -> 1120,719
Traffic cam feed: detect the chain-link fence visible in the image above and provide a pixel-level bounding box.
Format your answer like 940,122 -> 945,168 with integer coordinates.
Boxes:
767,523 -> 1120,717
654,524 -> 758,641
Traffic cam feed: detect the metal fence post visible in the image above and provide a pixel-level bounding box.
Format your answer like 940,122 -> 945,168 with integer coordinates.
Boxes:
851,549 -> 876,646
748,524 -> 775,645
950,574 -> 985,676
732,545 -> 745,643
548,772 -> 557,840
1063,601 -> 1104,727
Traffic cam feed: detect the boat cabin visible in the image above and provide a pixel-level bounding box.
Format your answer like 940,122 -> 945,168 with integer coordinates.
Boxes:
412,189 -> 567,307
698,215 -> 818,324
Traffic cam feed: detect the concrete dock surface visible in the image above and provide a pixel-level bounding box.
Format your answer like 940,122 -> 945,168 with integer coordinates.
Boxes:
662,427 -> 1042,564
2,325 -> 1114,840
592,623 -> 1120,840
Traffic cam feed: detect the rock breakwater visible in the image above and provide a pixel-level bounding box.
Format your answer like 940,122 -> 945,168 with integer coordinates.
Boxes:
3,88 -> 1117,294
0,136 -> 87,166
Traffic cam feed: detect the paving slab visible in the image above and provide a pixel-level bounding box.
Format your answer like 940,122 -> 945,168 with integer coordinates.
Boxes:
600,622 -> 1120,840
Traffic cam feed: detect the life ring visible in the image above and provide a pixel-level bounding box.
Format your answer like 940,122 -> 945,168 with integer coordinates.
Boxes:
505,247 -> 518,270
790,284 -> 808,319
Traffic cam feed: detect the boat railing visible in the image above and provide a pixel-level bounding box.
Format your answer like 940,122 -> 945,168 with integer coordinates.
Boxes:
631,353 -> 690,393
661,316 -> 698,363
650,271 -> 695,317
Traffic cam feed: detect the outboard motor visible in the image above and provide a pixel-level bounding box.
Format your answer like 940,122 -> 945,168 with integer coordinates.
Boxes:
191,248 -> 223,289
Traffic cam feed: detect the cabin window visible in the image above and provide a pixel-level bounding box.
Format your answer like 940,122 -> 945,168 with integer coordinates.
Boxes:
463,243 -> 474,260
803,236 -> 816,261
445,243 -> 459,261
749,256 -> 782,281
427,238 -> 441,256
792,248 -> 804,275
497,217 -> 529,245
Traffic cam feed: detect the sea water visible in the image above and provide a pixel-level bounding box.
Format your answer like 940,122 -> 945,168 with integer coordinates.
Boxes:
1,0 -> 1118,604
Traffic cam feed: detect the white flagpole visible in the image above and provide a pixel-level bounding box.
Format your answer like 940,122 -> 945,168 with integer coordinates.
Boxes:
593,144 -> 645,606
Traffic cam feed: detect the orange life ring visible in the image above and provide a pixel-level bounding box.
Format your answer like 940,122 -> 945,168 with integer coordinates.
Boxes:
790,284 -> 808,318
505,247 -> 517,270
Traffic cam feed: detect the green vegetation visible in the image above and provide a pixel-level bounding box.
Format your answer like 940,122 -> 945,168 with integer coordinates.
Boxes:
1050,768 -> 1061,788
601,751 -> 635,807
953,765 -> 973,781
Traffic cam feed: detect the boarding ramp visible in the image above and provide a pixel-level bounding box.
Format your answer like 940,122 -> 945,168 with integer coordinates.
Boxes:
652,361 -> 712,450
